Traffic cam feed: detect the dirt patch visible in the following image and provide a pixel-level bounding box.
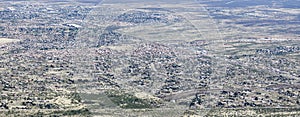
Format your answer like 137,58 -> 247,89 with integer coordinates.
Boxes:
0,38 -> 19,45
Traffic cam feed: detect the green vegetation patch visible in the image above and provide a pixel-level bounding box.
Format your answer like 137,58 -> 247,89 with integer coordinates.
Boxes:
105,90 -> 158,109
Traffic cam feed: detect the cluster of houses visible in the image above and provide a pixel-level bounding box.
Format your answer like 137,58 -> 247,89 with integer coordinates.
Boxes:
0,1 -> 299,115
